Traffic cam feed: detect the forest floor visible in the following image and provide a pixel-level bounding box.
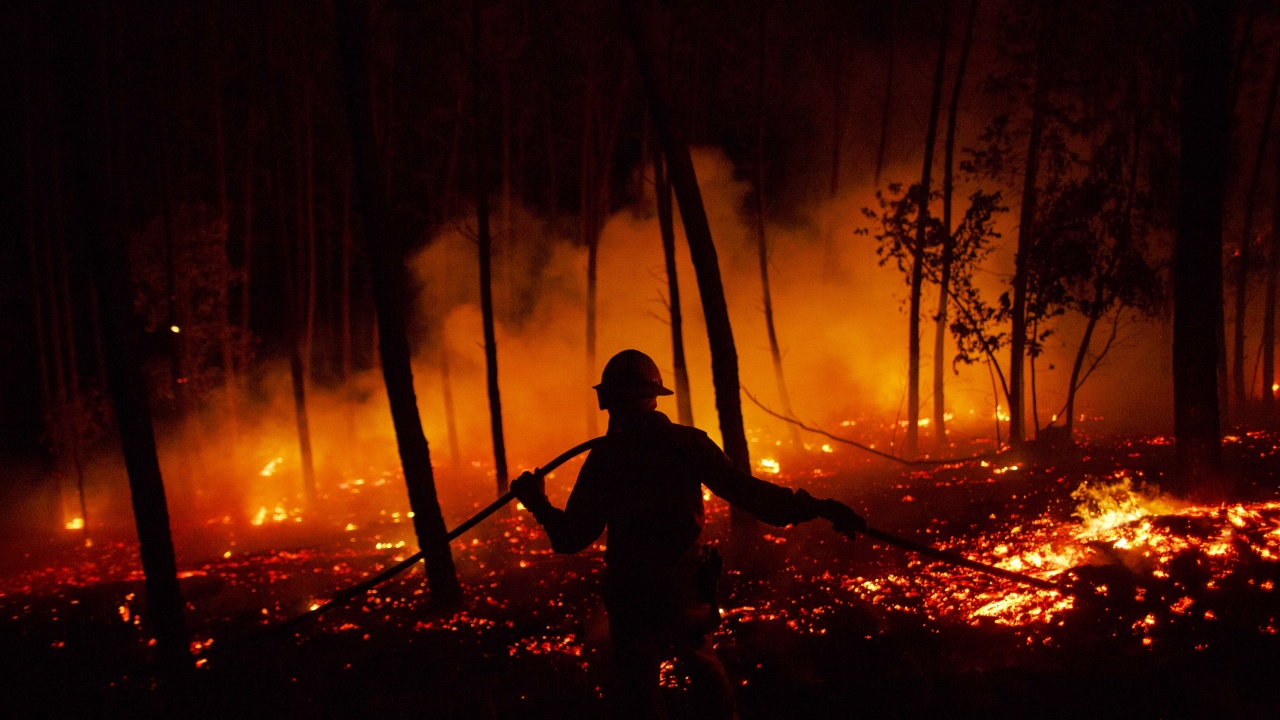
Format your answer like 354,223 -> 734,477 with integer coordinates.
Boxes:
3,429 -> 1280,719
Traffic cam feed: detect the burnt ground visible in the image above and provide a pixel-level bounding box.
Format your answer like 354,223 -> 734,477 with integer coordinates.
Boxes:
2,431 -> 1280,719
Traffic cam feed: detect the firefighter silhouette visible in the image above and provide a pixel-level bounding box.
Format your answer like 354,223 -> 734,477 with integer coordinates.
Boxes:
512,349 -> 864,719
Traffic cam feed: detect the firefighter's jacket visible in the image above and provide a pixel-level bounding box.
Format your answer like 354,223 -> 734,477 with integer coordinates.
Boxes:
525,410 -> 817,611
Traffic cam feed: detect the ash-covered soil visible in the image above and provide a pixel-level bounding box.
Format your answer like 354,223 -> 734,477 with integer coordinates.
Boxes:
3,431 -> 1279,719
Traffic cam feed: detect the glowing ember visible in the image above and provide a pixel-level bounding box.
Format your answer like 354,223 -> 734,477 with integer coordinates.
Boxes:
64,518 -> 84,531
758,458 -> 780,475
259,457 -> 284,477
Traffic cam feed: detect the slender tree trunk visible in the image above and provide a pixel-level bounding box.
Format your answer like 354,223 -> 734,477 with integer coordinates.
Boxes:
829,39 -> 844,199
334,0 -> 462,605
340,174 -> 353,383
52,0 -> 189,673
754,7 -> 801,449
934,0 -> 977,448
1030,315 -> 1041,435
1065,306 -> 1103,434
279,149 -> 318,506
873,0 -> 896,188
581,73 -> 599,437
1264,146 -> 1280,409
906,0 -> 951,458
470,0 -> 510,497
240,85 -> 255,384
1009,6 -> 1052,445
622,0 -> 754,528
1173,0 -> 1233,496
441,347 -> 462,474
1066,121 -> 1143,434
654,148 -> 694,426
24,129 -> 54,454
304,82 -> 318,389
56,216 -> 89,541
1232,50 -> 1280,407
215,90 -> 240,441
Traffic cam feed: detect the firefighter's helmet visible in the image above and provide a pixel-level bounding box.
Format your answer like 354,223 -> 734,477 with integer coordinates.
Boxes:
593,349 -> 674,399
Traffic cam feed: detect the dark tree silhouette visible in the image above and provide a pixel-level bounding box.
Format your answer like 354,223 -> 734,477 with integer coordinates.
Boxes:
873,0 -> 896,188
1232,50 -> 1280,407
334,0 -> 462,605
1007,2 -> 1053,445
472,0 -> 510,497
933,0 -> 978,448
51,0 -> 189,675
621,0 -> 755,527
753,3 -> 801,450
1173,0 -> 1233,495
1266,151 -> 1280,409
653,147 -> 695,426
905,0 -> 952,458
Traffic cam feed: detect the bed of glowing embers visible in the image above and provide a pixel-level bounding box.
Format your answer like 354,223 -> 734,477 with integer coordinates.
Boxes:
4,431 -> 1280,717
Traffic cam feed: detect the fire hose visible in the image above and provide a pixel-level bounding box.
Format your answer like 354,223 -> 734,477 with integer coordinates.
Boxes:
849,525 -> 1061,591
204,437 -> 604,661
207,436 -> 1060,663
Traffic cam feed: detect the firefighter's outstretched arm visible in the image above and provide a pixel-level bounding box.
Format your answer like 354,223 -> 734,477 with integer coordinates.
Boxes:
696,435 -> 865,532
512,460 -> 606,554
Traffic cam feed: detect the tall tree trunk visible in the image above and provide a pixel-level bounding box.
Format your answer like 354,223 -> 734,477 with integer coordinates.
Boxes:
303,81 -> 319,391
1264,145 -> 1280,409
622,0 -> 754,528
1065,119 -> 1143,434
754,6 -> 801,449
829,37 -> 844,199
334,0 -> 462,605
240,79 -> 255,385
933,0 -> 977,448
52,0 -> 189,674
907,0 -> 951,458
653,148 -> 694,426
1173,0 -> 1233,496
1009,5 -> 1052,445
440,346 -> 462,475
279,149 -> 318,506
215,88 -> 239,441
1232,50 -> 1280,407
56,214 -> 89,541
274,81 -> 318,507
873,0 -> 896,188
470,0 -> 510,497
581,71 -> 599,437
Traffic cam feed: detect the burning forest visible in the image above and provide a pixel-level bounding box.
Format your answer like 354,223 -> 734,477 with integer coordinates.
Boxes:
3,0 -> 1280,717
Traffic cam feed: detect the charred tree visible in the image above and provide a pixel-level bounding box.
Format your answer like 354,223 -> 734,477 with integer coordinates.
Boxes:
334,0 -> 462,605
581,71 -> 599,437
271,79 -> 318,507
753,6 -> 801,449
441,346 -> 463,475
906,0 -> 951,458
653,147 -> 694,426
1008,4 -> 1052,445
1232,50 -> 1280,407
1264,146 -> 1280,409
52,0 -> 189,674
1173,0 -> 1233,495
873,0 -> 896,188
582,66 -> 629,438
472,0 -> 510,496
622,0 -> 754,527
933,0 -> 978,448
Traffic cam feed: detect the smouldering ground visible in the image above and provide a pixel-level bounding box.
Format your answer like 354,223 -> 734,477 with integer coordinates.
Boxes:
3,432 -> 1280,718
